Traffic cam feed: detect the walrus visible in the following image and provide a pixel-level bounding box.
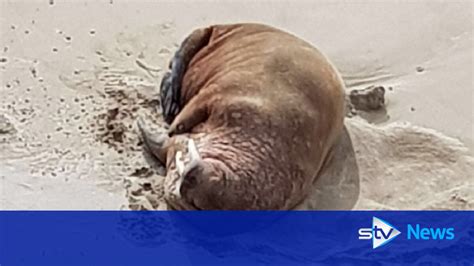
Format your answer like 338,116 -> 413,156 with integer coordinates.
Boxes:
138,23 -> 346,210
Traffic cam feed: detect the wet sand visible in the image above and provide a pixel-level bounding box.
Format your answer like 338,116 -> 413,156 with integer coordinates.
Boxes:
0,1 -> 472,210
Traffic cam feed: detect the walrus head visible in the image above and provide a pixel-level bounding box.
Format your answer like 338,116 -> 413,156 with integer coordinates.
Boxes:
170,139 -> 237,210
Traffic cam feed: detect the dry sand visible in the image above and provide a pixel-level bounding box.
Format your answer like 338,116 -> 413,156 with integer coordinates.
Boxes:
0,1 -> 472,210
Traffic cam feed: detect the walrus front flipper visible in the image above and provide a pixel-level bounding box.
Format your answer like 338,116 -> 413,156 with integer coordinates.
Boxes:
137,116 -> 171,165
161,27 -> 213,124
168,96 -> 209,136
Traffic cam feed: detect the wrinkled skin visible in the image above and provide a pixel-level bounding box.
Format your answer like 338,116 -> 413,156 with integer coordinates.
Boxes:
138,23 -> 346,210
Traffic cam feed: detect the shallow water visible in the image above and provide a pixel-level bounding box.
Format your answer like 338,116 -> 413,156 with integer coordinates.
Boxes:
0,1 -> 472,209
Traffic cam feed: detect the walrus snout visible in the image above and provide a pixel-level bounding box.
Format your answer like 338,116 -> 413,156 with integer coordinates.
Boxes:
179,160 -> 206,200
168,139 -> 222,209
176,159 -> 236,210
168,139 -> 239,210
171,155 -> 217,210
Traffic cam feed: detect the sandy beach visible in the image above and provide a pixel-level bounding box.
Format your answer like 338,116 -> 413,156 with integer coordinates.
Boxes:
0,1 -> 472,210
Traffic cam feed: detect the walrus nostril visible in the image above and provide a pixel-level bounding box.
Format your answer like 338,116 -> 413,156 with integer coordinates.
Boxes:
179,174 -> 198,197
184,175 -> 198,188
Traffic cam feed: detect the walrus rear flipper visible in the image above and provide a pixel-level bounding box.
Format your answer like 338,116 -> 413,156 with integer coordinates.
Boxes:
161,27 -> 213,124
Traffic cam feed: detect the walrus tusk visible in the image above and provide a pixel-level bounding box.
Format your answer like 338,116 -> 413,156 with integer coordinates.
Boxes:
181,139 -> 201,180
187,138 -> 201,161
174,139 -> 200,176
175,151 -> 185,175
173,150 -> 185,197
173,139 -> 201,197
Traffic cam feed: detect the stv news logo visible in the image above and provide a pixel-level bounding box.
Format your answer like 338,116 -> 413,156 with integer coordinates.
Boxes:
358,217 -> 401,249
358,217 -> 455,249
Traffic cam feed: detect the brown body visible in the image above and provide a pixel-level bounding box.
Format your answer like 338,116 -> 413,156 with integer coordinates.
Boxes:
140,23 -> 346,210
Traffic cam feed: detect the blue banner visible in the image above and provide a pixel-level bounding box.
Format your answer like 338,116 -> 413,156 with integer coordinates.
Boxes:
1,211 -> 473,265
